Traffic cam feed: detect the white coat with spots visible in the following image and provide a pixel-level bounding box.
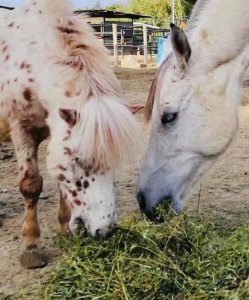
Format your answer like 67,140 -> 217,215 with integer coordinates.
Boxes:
0,0 -> 145,268
137,0 -> 249,219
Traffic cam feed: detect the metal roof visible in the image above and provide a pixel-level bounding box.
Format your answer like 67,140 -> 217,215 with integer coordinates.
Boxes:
75,9 -> 152,19
0,5 -> 14,10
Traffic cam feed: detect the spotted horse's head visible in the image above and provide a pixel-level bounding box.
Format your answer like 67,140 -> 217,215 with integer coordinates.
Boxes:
46,101 -> 145,238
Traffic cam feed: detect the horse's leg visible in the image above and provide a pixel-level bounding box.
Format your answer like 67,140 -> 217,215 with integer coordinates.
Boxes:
58,187 -> 71,233
10,124 -> 48,269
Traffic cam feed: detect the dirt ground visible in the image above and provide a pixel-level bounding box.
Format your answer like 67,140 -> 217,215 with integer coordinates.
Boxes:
1,68 -> 249,299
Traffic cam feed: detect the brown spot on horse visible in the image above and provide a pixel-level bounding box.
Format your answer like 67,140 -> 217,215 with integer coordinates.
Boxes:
73,199 -> 81,206
72,190 -> 77,197
65,91 -> 72,97
83,180 -> 89,189
58,165 -> 67,171
20,62 -> 31,70
58,174 -> 66,181
76,180 -> 82,188
2,45 -> 8,53
58,26 -> 79,34
64,147 -> 73,156
23,88 -> 32,101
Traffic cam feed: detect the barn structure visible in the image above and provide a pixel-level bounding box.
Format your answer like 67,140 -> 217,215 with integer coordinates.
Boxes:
75,9 -> 152,55
0,5 -> 152,55
0,5 -> 14,10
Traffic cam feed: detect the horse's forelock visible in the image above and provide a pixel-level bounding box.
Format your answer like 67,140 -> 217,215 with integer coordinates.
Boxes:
145,53 -> 173,124
145,76 -> 157,124
73,96 -> 145,170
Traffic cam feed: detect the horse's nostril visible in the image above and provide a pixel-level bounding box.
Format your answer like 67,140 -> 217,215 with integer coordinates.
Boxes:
160,197 -> 173,211
95,229 -> 101,237
75,217 -> 83,225
137,191 -> 147,211
75,217 -> 86,233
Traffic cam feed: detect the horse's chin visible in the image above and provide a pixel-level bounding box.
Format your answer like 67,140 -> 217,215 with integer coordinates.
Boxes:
137,154 -> 218,221
170,156 -> 219,212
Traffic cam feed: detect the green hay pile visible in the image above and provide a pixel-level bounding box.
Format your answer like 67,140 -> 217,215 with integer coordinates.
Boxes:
42,215 -> 249,300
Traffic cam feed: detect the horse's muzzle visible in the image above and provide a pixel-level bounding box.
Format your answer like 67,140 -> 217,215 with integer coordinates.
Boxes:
137,191 -> 175,222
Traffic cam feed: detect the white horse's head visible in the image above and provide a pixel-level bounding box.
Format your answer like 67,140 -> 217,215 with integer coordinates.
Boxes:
136,23 -> 241,219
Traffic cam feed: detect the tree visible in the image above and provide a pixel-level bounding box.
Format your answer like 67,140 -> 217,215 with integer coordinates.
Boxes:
106,3 -> 127,11
184,0 -> 196,4
127,0 -> 192,28
92,0 -> 102,10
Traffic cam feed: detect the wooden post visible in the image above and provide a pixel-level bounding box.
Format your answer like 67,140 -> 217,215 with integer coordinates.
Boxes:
143,24 -> 148,65
112,23 -> 118,67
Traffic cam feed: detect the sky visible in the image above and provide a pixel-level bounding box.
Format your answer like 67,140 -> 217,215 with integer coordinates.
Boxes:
0,0 -> 115,9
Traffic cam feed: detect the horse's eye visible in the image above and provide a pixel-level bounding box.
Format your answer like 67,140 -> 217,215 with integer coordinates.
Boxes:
161,112 -> 178,125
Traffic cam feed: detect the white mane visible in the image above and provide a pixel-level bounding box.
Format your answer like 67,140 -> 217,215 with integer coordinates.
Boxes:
27,0 -> 145,168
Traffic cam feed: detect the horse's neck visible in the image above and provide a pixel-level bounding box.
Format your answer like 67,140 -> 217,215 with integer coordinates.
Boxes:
188,0 -> 249,72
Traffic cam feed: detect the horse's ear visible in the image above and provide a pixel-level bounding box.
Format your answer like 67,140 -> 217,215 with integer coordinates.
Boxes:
59,108 -> 77,127
127,104 -> 145,114
170,23 -> 191,70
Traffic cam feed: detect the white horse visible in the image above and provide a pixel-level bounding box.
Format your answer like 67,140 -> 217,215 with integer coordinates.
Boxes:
136,0 -> 249,219
0,0 -> 145,268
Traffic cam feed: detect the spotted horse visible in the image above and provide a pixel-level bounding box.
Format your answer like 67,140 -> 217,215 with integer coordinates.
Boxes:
0,0 -> 145,268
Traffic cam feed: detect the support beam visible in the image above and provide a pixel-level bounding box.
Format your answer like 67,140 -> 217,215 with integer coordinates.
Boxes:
143,24 -> 148,64
112,23 -> 118,68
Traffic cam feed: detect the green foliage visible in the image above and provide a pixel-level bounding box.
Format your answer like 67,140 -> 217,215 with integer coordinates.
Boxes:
100,0 -> 193,28
41,215 -> 249,299
126,0 -> 193,27
106,3 -> 127,11
181,0 -> 194,16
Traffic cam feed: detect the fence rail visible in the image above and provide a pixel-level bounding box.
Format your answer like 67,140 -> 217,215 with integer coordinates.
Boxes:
92,23 -> 165,67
